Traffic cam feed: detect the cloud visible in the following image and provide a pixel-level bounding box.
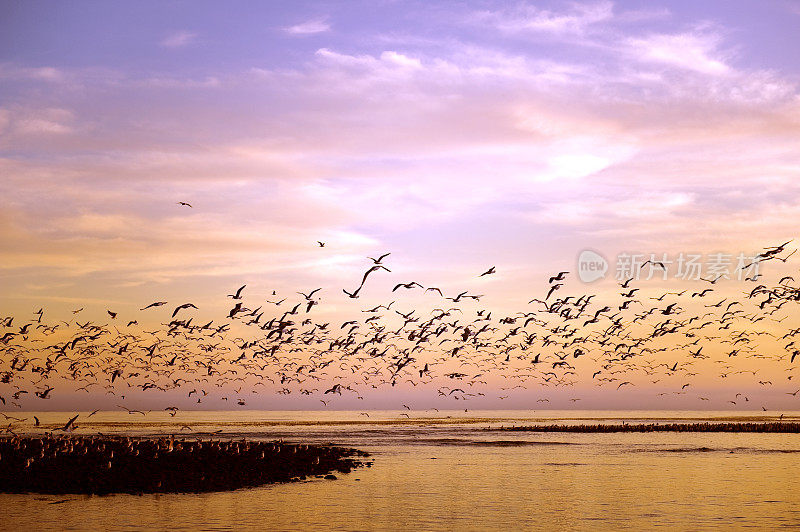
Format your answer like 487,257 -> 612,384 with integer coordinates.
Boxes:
475,1 -> 614,35
379,51 -> 422,69
625,29 -> 731,75
160,30 -> 197,48
2,4 -> 799,309
0,107 -> 76,136
285,18 -> 331,35
786,1 -> 800,16
0,65 -> 67,83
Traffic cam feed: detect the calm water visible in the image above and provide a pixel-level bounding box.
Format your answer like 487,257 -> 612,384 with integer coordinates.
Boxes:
2,410 -> 800,531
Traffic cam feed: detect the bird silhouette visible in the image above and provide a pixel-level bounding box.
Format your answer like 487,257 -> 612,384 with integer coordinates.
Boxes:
479,266 -> 496,277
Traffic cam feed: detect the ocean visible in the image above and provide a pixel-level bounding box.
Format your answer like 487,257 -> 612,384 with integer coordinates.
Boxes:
2,410 -> 800,531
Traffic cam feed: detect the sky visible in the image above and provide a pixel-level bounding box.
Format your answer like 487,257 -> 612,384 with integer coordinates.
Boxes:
2,1 -> 800,411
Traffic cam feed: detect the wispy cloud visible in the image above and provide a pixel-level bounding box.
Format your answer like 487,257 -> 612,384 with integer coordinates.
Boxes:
285,18 -> 331,35
625,28 -> 731,75
474,1 -> 614,35
160,30 -> 197,48
0,107 -> 76,136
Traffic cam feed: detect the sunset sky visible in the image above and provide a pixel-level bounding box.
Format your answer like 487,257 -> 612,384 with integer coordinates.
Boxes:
2,1 -> 800,410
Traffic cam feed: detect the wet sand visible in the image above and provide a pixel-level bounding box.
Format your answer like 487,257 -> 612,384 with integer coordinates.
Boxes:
0,435 -> 371,494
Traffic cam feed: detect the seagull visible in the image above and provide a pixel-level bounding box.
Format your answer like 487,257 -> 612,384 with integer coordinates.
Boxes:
297,288 -> 322,300
172,303 -> 198,318
368,253 -> 391,264
228,285 -> 246,300
116,405 -> 146,416
692,289 -> 713,298
393,282 -> 423,292
345,265 -> 390,298
360,264 -> 391,285
60,414 -> 79,432
546,284 -> 562,300
35,386 -> 54,399
479,266 -> 496,277
177,202 -> 192,208
228,302 -> 243,318
343,288 -> 361,299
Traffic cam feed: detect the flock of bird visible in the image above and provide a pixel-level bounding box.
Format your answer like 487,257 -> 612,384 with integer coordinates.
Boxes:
2,236 -> 800,429
0,434 -> 370,493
